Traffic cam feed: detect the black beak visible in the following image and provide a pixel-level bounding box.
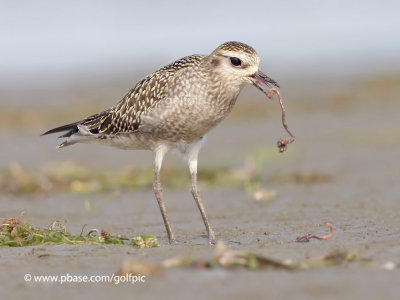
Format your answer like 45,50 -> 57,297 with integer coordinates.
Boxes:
249,71 -> 280,96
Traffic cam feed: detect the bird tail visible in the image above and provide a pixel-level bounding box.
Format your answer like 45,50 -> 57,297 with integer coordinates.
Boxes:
42,119 -> 102,148
42,109 -> 114,148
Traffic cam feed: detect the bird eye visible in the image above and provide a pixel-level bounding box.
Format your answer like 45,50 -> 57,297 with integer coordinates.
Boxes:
230,57 -> 242,66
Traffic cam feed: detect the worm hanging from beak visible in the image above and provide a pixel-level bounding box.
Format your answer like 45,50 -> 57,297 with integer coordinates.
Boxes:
249,71 -> 295,153
267,88 -> 295,153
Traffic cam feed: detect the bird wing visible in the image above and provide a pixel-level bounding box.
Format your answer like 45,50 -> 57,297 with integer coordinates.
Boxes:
85,54 -> 205,135
42,55 -> 205,138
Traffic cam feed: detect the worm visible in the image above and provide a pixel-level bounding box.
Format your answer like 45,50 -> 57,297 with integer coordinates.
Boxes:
267,88 -> 296,153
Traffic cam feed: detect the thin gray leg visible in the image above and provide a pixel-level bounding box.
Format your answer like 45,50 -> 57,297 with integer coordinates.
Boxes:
153,145 -> 175,244
187,139 -> 216,245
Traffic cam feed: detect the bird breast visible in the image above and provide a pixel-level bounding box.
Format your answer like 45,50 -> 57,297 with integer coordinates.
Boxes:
139,66 -> 241,142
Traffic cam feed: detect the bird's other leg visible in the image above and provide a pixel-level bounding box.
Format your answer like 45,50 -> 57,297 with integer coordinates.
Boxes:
153,145 -> 175,244
187,138 -> 216,245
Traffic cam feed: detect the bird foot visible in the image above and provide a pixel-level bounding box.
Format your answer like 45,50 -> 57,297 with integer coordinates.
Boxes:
208,237 -> 217,245
168,238 -> 188,245
168,236 -> 177,244
208,231 -> 216,245
167,235 -> 188,245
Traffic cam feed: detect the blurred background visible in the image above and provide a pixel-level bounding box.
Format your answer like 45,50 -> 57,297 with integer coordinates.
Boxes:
1,0 -> 399,168
1,1 -> 400,298
1,0 -> 399,194
1,0 -> 400,193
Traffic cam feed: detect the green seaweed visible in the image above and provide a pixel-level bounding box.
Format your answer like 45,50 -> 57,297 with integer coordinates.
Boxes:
0,162 -> 240,195
0,218 -> 157,248
0,147 -> 327,196
131,235 -> 159,248
0,149 -> 277,195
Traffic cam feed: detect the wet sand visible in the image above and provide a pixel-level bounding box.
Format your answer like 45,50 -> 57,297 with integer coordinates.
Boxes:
1,79 -> 400,299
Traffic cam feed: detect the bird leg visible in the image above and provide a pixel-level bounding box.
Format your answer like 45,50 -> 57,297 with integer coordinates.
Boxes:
153,146 -> 175,244
187,140 -> 216,245
190,172 -> 216,244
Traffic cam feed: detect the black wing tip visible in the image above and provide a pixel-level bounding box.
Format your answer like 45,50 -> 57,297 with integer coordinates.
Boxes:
41,129 -> 56,136
40,122 -> 80,137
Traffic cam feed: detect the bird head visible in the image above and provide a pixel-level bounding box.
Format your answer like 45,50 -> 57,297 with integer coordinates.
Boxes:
209,41 -> 279,93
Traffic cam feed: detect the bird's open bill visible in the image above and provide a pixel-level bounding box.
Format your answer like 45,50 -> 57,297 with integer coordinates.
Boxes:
249,71 -> 280,96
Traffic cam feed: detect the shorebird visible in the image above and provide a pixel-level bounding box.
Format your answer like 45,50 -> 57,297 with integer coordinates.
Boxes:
42,41 -> 280,245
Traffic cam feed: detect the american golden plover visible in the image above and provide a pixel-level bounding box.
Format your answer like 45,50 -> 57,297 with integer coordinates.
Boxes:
42,41 -> 281,245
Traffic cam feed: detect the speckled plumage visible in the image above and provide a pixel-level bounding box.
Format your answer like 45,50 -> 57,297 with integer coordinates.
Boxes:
87,55 -> 205,135
44,42 -> 262,149
43,41 -> 279,244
